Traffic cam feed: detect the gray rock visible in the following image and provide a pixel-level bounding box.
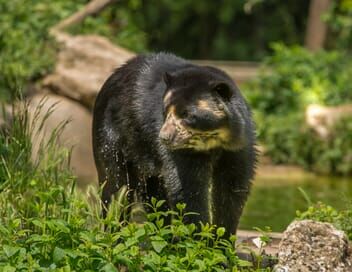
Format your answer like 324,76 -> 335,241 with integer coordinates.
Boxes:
28,94 -> 97,188
275,220 -> 352,272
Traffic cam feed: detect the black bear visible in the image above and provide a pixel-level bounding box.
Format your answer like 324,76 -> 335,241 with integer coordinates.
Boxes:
93,53 -> 257,234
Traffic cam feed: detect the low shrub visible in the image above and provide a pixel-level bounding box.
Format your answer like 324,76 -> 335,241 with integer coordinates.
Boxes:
246,43 -> 352,116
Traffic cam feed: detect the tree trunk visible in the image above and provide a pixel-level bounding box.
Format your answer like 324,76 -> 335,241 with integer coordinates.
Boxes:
305,0 -> 331,52
51,0 -> 117,33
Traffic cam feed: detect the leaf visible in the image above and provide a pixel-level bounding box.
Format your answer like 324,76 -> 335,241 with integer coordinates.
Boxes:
159,228 -> 172,237
53,247 -> 66,263
3,245 -> 20,258
100,263 -> 118,272
237,259 -> 253,267
79,231 -> 94,243
134,227 -> 145,239
113,255 -> 133,266
194,259 -> 206,270
176,203 -> 186,211
113,243 -> 126,255
125,237 -> 138,248
156,218 -> 164,228
3,265 -> 16,272
48,219 -> 70,233
151,237 -> 167,253
31,219 -> 44,229
64,249 -> 79,259
216,227 -> 226,238
0,224 -> 10,235
156,200 -> 166,208
151,197 -> 157,207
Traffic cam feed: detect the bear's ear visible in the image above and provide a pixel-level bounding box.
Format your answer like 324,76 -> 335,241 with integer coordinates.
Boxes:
211,81 -> 232,101
163,72 -> 174,87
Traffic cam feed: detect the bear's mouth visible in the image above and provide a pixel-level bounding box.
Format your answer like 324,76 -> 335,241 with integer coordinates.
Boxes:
159,114 -> 234,151
159,104 -> 245,151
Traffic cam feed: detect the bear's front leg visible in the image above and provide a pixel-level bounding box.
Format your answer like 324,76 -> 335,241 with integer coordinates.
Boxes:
212,150 -> 254,235
164,152 -> 215,225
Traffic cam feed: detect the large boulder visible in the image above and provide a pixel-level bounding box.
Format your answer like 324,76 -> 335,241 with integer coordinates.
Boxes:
275,220 -> 352,271
28,94 -> 97,187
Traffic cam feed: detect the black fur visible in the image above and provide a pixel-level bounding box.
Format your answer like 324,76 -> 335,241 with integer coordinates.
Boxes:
93,53 -> 257,234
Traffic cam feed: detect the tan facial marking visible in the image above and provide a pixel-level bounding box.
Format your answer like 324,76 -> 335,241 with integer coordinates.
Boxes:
168,105 -> 176,115
184,127 -> 233,150
160,105 -> 177,137
197,100 -> 226,118
217,127 -> 231,142
160,105 -> 193,147
213,109 -> 226,118
197,100 -> 212,111
163,91 -> 173,105
161,101 -> 235,150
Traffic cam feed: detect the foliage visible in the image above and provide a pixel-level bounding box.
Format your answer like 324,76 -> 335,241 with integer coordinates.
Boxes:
246,43 -> 352,116
105,0 -> 309,60
2,0 -> 347,101
68,2 -> 148,53
0,103 -> 270,271
297,202 -> 352,240
245,44 -> 352,175
326,0 -> 352,52
0,0 -> 311,99
255,111 -> 352,176
0,0 -> 91,101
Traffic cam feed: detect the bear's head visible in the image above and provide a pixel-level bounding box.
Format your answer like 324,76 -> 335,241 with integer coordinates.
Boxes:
159,66 -> 248,152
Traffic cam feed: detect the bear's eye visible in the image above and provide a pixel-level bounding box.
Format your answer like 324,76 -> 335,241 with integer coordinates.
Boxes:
213,82 -> 232,101
177,109 -> 188,119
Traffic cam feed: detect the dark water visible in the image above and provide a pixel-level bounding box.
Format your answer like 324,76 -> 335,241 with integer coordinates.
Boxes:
239,166 -> 352,232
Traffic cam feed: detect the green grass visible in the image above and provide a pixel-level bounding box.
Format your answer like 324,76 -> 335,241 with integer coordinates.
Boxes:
0,101 -> 271,271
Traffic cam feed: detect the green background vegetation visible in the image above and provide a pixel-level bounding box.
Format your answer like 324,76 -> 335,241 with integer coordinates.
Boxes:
244,44 -> 352,175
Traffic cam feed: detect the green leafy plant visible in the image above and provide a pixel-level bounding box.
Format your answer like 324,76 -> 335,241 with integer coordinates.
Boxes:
325,0 -> 352,52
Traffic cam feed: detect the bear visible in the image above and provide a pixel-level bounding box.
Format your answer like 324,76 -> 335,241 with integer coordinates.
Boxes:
92,52 -> 257,234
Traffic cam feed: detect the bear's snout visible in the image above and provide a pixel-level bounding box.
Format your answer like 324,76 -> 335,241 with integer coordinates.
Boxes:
159,113 -> 192,148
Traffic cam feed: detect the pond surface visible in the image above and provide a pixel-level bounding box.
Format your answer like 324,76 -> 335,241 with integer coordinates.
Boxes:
239,165 -> 352,232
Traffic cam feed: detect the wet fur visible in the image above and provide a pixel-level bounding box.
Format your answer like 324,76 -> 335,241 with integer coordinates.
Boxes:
93,53 -> 257,235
